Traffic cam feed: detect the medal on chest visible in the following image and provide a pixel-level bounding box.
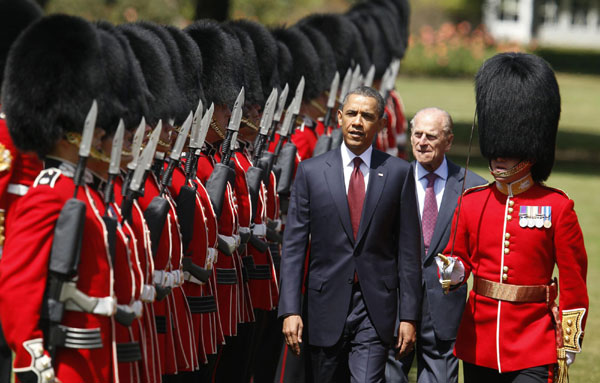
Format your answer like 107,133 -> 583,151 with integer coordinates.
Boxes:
519,205 -> 552,229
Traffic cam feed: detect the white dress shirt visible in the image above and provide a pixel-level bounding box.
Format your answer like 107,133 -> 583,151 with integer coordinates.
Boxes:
415,156 -> 448,218
340,141 -> 372,194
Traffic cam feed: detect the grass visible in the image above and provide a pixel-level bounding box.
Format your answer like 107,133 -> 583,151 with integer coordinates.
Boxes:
399,73 -> 600,381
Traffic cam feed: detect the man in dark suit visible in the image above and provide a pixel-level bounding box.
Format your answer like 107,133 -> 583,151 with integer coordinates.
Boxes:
385,107 -> 486,382
278,86 -> 422,382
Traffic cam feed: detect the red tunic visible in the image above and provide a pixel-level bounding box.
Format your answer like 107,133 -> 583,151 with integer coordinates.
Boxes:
0,118 -> 43,246
0,166 -> 117,382
445,180 -> 589,372
196,153 -> 240,337
234,151 -> 279,310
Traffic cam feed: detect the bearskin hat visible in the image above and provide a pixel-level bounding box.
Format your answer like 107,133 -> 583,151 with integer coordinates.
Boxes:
222,23 -> 264,106
164,25 -> 205,117
118,23 -> 178,126
96,21 -> 149,132
271,26 -> 320,103
0,0 -> 43,91
185,20 -> 244,109
276,40 -> 293,92
228,19 -> 280,100
296,23 -> 337,93
476,52 -> 561,182
135,21 -> 188,126
347,3 -> 394,77
297,13 -> 369,76
2,15 -> 113,158
369,0 -> 409,59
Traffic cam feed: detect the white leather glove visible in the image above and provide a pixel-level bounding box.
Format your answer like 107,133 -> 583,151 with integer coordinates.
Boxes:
566,351 -> 576,366
435,255 -> 465,285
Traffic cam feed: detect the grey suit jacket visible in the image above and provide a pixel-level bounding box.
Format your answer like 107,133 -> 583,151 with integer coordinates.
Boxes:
414,158 -> 487,340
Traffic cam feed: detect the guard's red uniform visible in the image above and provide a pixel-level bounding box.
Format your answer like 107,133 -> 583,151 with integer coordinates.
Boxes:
114,178 -> 161,383
234,150 -> 279,310
0,164 -> 117,382
196,153 -> 240,337
0,118 -> 43,246
445,178 -> 588,373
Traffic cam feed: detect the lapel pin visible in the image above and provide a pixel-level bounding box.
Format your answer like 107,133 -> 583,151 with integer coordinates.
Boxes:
378,173 -> 383,177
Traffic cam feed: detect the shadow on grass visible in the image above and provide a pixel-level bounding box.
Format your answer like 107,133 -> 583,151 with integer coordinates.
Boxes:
439,122 -> 600,176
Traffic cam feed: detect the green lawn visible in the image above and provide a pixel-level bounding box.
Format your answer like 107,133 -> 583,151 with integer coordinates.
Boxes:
400,73 -> 600,382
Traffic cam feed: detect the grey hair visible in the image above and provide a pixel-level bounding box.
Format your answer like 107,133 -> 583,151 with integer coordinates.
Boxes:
410,107 -> 454,136
341,85 -> 385,119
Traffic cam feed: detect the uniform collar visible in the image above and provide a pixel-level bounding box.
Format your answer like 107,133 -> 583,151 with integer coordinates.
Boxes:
495,173 -> 534,196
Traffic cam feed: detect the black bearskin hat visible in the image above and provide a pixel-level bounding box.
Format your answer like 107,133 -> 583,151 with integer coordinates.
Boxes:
276,40 -> 293,92
347,3 -> 395,77
3,15 -> 113,158
0,0 -> 43,91
297,13 -> 369,76
96,21 -> 149,132
135,21 -> 188,126
476,52 -> 561,182
118,23 -> 178,126
271,26 -> 320,103
185,20 -> 244,109
164,25 -> 205,117
222,23 -> 264,106
228,19 -> 280,100
296,23 -> 337,93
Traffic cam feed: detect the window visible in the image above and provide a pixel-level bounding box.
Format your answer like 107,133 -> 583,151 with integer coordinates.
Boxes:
540,0 -> 560,24
571,0 -> 590,26
499,0 -> 520,21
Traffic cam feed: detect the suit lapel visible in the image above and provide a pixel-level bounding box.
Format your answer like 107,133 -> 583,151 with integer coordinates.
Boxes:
425,160 -> 463,259
324,148 -> 355,244
355,150 -> 387,245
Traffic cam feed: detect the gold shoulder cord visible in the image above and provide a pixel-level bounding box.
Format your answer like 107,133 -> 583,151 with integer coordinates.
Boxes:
210,119 -> 226,139
65,132 -> 110,163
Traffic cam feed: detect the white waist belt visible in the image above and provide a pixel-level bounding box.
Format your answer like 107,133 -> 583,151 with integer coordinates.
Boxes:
253,223 -> 267,237
7,183 -> 28,196
61,281 -> 116,317
117,301 -> 143,318
140,284 -> 156,302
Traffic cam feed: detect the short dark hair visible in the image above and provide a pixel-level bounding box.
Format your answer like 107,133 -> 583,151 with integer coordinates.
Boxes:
341,86 -> 385,119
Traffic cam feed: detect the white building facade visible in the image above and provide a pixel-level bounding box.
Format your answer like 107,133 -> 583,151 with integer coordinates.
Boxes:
484,0 -> 600,48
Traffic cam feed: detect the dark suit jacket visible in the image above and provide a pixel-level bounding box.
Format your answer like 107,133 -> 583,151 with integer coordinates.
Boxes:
278,148 -> 422,347
415,158 -> 487,340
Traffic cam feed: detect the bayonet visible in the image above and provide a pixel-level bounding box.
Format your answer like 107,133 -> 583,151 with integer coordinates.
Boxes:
128,117 -> 146,171
269,83 -> 289,143
349,65 -> 361,93
364,65 -> 376,88
273,84 -> 289,123
339,68 -> 352,105
73,100 -> 98,193
253,88 -> 277,164
188,99 -> 204,150
197,103 -> 214,150
161,112 -> 193,193
221,87 -> 244,165
103,119 -> 124,204
323,72 -> 341,130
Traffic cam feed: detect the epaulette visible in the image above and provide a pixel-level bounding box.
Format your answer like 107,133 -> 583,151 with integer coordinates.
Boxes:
0,143 -> 13,173
539,183 -> 570,199
463,181 -> 493,196
33,168 -> 62,188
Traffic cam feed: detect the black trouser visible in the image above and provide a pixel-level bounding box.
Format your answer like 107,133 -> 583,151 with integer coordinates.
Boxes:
464,361 -> 552,383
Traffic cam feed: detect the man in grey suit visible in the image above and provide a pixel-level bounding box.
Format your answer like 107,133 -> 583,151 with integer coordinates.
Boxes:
386,107 -> 487,383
